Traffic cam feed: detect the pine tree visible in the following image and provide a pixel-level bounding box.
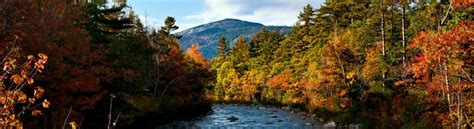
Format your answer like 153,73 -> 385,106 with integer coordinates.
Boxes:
249,29 -> 281,65
159,16 -> 179,36
230,36 -> 250,72
292,4 -> 315,53
217,36 -> 229,56
298,4 -> 315,29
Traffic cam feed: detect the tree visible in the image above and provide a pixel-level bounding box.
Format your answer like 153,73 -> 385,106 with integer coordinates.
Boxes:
297,4 -> 315,32
407,21 -> 473,127
159,16 -> 179,37
249,29 -> 281,65
215,61 -> 238,100
267,69 -> 293,103
186,44 -> 208,68
401,0 -> 408,67
380,0 -> 386,56
149,16 -> 182,97
230,36 -> 250,72
0,37 -> 49,128
292,4 -> 315,53
7,1 -> 121,128
362,41 -> 389,94
217,36 -> 229,56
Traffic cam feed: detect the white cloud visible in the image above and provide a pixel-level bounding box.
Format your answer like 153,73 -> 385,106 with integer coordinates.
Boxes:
137,16 -> 199,32
138,16 -> 162,30
177,23 -> 201,32
184,0 -> 323,26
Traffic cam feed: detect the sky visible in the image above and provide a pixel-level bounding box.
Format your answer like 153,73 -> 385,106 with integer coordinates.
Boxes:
128,0 -> 323,32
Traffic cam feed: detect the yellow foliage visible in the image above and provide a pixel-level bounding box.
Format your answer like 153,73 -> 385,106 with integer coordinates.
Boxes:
69,122 -> 77,129
0,53 -> 48,128
11,75 -> 22,85
42,99 -> 50,108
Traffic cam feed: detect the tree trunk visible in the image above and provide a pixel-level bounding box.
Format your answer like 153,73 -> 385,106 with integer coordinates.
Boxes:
457,91 -> 461,129
443,59 -> 451,112
380,0 -> 386,57
153,55 -> 160,97
380,0 -> 386,83
402,2 -> 406,68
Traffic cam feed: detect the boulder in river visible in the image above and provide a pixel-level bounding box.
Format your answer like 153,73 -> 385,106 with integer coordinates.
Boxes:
281,106 -> 291,111
319,118 -> 325,122
227,116 -> 239,122
323,122 -> 336,128
349,124 -> 362,129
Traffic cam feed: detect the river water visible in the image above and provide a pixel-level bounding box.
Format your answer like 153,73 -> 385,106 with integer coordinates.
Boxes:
161,104 -> 323,128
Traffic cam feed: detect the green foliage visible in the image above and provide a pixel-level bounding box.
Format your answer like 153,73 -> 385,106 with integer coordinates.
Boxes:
159,16 -> 179,36
210,1 -> 472,128
215,61 -> 238,99
229,36 -> 250,72
217,36 -> 229,56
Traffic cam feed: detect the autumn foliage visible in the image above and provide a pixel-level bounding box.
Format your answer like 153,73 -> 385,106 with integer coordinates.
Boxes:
406,20 -> 473,127
0,0 -> 471,128
186,44 -> 209,68
210,1 -> 473,128
1,0 -> 212,128
0,36 -> 49,127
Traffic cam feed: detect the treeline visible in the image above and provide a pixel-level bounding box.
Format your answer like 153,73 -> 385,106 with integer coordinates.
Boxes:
0,0 -> 211,128
211,1 -> 472,128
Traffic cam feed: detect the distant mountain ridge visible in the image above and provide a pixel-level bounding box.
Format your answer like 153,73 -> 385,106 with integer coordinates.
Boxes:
177,18 -> 291,59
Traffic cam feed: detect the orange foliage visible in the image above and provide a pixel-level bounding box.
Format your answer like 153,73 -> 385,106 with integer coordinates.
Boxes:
452,0 -> 474,8
5,1 -> 116,125
0,51 -> 48,127
186,44 -> 209,68
408,20 -> 473,81
407,20 -> 473,126
267,69 -> 292,90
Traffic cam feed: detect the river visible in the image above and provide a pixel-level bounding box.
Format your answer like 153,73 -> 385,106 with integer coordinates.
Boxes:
161,104 -> 324,128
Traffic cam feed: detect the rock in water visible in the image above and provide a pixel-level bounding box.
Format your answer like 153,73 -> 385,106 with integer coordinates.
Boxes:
227,116 -> 238,122
350,124 -> 362,129
323,122 -> 336,128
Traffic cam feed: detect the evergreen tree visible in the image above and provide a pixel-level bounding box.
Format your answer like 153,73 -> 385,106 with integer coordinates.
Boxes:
217,36 -> 229,56
230,36 -> 250,72
159,16 -> 180,37
292,4 -> 315,53
297,4 -> 315,30
249,29 -> 282,64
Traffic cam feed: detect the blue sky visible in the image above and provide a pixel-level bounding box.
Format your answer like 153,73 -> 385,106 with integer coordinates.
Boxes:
128,0 -> 323,32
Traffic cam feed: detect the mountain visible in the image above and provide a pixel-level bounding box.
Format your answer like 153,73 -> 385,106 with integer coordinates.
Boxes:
177,18 -> 291,59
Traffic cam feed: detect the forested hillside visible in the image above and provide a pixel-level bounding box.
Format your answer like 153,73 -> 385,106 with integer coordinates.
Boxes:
211,1 -> 473,128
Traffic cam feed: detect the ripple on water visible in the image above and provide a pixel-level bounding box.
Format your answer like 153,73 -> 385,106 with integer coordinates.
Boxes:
161,104 -> 321,128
